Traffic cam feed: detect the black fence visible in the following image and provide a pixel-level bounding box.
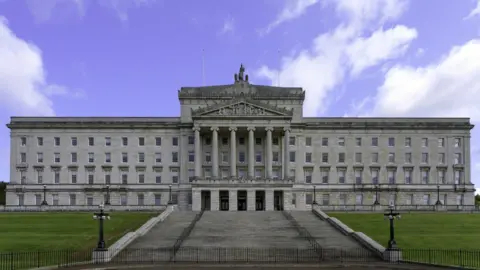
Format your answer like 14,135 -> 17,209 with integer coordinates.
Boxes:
1,248 -> 480,270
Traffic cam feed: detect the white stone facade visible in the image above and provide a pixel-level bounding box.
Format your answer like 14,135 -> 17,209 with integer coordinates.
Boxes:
5,66 -> 475,210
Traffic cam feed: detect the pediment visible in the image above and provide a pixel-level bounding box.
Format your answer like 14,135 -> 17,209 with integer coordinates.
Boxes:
192,100 -> 293,117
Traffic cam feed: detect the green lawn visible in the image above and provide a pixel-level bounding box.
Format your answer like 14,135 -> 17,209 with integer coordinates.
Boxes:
328,212 -> 480,268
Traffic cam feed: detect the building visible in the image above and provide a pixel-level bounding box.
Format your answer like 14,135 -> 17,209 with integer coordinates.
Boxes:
5,65 -> 476,211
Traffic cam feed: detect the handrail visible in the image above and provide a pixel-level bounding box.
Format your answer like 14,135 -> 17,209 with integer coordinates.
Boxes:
281,211 -> 322,256
170,209 -> 205,261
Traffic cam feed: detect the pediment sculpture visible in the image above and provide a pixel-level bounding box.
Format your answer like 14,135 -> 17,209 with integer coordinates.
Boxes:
200,102 -> 282,116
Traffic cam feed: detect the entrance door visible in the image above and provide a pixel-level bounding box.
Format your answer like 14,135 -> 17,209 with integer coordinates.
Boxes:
274,190 -> 284,211
201,190 -> 211,211
255,190 -> 265,211
219,190 -> 229,211
237,190 -> 247,211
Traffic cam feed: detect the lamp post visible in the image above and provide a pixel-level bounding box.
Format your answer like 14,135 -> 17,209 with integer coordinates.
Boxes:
41,184 -> 48,206
93,204 -> 110,251
312,185 -> 317,205
168,184 -> 172,205
383,202 -> 401,250
105,185 -> 110,206
435,185 -> 442,206
373,185 -> 380,205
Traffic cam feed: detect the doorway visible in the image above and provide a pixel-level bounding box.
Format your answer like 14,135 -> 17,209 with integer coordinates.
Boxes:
219,190 -> 229,211
201,190 -> 211,211
274,190 -> 284,211
237,190 -> 247,211
256,190 -> 265,211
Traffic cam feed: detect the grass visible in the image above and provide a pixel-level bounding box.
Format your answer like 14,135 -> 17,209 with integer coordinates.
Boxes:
328,212 -> 480,268
0,211 -> 159,269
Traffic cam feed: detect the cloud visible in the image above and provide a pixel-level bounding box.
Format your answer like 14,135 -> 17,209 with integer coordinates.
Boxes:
256,0 -> 415,116
219,16 -> 235,35
260,0 -> 319,35
0,17 -> 76,116
99,0 -> 158,22
26,0 -> 86,23
465,0 -> 480,20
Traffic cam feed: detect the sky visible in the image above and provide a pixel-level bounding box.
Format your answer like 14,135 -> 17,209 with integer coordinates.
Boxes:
0,0 -> 480,191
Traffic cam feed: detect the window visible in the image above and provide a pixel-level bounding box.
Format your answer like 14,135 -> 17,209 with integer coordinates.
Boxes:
188,169 -> 195,182
52,194 -> 59,206
305,194 -> 312,204
37,152 -> 43,163
371,152 -> 379,163
238,152 -> 245,163
388,170 -> 395,184
155,194 -> 162,206
255,151 -> 262,162
255,168 -> 262,179
355,170 -> 362,184
305,152 -> 312,163
172,152 -> 178,163
454,170 -> 461,184
171,169 -> 179,183
37,170 -> 43,183
272,169 -> 279,179
238,137 -> 245,145
223,151 -> 230,164
88,152 -> 94,163
338,169 -> 346,183
122,153 -> 128,163
421,153 -> 429,163
155,172 -> 162,183
71,172 -> 77,184
388,153 -> 395,163
438,138 -> 445,147
105,137 -> 111,146
305,137 -> 312,146
54,153 -> 60,163
322,194 -> 330,206
120,194 -> 127,206
371,137 -> 378,146
421,169 -> 429,184
155,153 -> 162,163
138,152 -> 145,163
388,137 -> 395,147
20,153 -> 26,163
421,138 -> 428,147
454,153 -> 462,164
54,137 -> 60,146
289,169 -> 295,178
138,137 -> 145,146
405,137 -> 411,147
289,151 -> 296,162
355,152 -> 362,163
405,153 -> 412,163
404,169 -> 412,184
35,194 -> 42,205
339,194 -> 347,205
406,194 -> 413,205
423,194 -> 430,205
321,153 -> 328,163
87,197 -> 93,206
273,137 -> 279,145
188,151 -> 195,162
255,138 -> 262,145
338,153 -> 345,163
20,137 -> 26,146
138,173 -> 145,184
442,194 -> 447,205
18,194 -> 24,206
289,136 -> 295,146
172,137 -> 179,146
105,153 -> 111,163
273,152 -> 279,162
121,173 -> 128,184
355,194 -> 363,205
88,173 -> 94,184
321,169 -> 329,183
105,173 -> 111,185
456,194 -> 464,206
172,193 -> 178,204
37,137 -> 43,146
304,169 -> 312,183
438,170 -> 445,184
122,137 -> 128,146
70,194 -> 76,206
371,169 -> 379,184
338,137 -> 345,146
454,138 -> 461,147
188,136 -> 195,145
438,153 -> 445,164
237,168 -> 244,178
88,137 -> 95,146
155,137 -> 162,146
321,137 -> 328,146
389,193 -> 396,205
54,171 -> 60,184
71,137 -> 77,146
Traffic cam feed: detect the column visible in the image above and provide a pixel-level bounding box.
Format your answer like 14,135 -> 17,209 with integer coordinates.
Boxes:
211,190 -> 219,211
283,127 -> 290,180
193,126 -> 202,178
229,190 -> 237,211
192,190 -> 201,211
266,127 -> 273,178
229,127 -> 237,177
211,127 -> 219,178
265,189 -> 274,211
247,190 -> 256,211
465,135 -> 471,184
247,127 -> 255,178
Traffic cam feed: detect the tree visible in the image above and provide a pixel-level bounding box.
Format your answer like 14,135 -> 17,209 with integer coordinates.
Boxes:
475,194 -> 480,206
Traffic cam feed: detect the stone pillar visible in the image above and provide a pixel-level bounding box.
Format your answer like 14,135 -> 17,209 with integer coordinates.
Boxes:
265,189 -> 274,211
211,127 -> 219,178
247,190 -> 256,211
211,189 -> 219,211
229,190 -> 237,211
266,127 -> 273,178
229,127 -> 237,177
283,127 -> 291,180
465,135 -> 471,184
247,127 -> 255,178
192,189 -> 201,211
193,126 -> 202,178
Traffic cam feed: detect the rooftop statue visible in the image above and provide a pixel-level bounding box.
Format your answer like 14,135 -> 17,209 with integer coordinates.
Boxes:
234,64 -> 249,82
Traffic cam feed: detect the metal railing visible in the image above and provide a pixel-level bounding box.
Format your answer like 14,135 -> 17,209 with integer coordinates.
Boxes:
281,211 -> 323,253
171,209 -> 205,259
1,248 -> 480,269
311,204 -> 479,212
0,205 -> 167,212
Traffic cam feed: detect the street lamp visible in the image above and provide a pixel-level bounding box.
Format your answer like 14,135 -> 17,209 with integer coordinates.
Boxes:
383,202 -> 401,250
105,185 -> 110,206
312,185 -> 317,205
435,185 -> 442,206
93,204 -> 110,251
41,184 -> 48,206
168,185 -> 172,205
373,185 -> 380,205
